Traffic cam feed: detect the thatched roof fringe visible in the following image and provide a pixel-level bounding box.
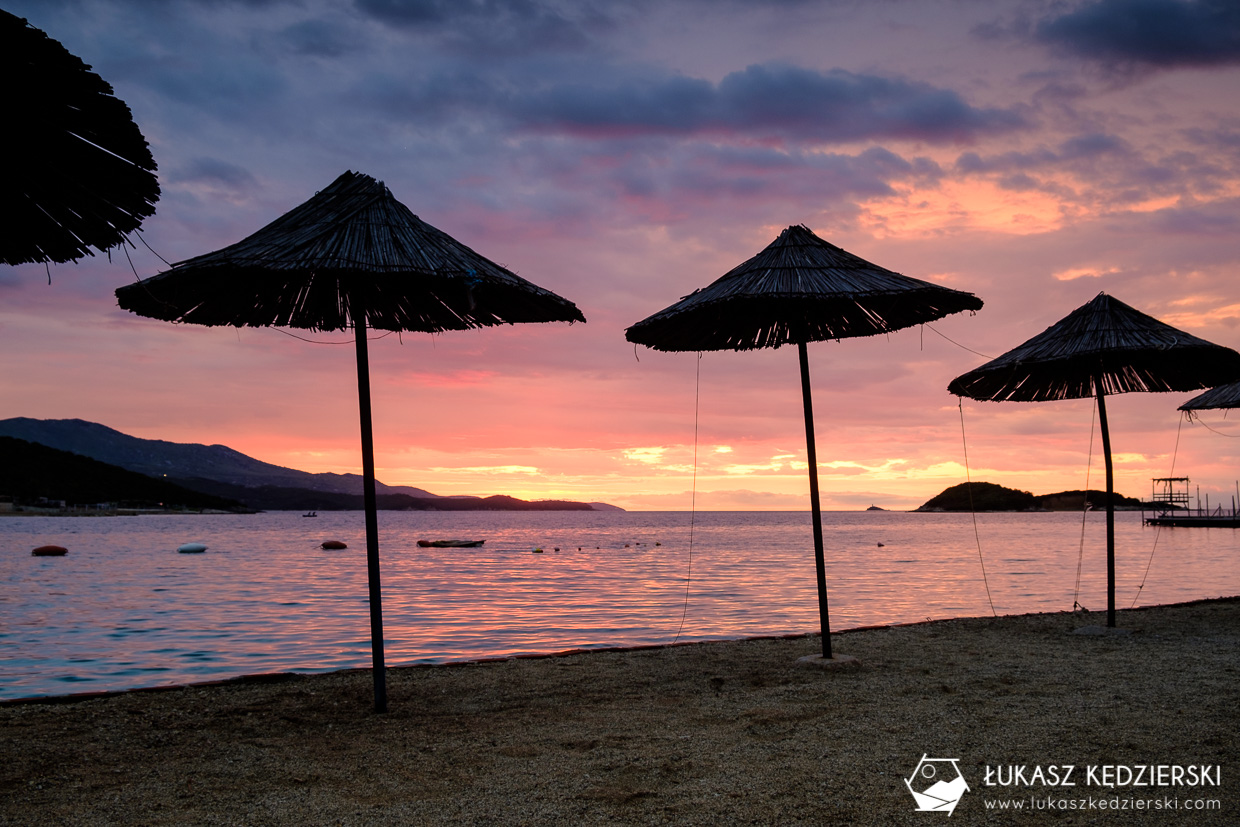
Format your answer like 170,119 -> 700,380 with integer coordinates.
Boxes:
1180,380 -> 1240,411
628,290 -> 980,351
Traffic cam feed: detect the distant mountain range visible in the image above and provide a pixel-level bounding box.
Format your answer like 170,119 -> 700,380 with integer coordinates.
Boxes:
0,437 -> 246,512
0,418 -> 621,512
0,417 -> 436,497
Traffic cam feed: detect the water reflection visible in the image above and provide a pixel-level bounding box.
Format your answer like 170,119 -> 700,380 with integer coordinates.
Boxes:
1,510 -> 1237,698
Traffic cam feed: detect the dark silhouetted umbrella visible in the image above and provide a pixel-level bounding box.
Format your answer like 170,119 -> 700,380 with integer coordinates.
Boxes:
626,224 -> 983,661
1180,381 -> 1240,412
2,10 -> 159,266
116,170 -> 584,711
949,292 -> 1240,627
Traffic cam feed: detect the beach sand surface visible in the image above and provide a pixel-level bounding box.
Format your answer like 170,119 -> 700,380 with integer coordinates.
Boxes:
2,599 -> 1237,825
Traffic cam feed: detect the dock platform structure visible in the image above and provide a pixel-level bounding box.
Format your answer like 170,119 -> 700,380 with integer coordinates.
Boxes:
1143,476 -> 1240,527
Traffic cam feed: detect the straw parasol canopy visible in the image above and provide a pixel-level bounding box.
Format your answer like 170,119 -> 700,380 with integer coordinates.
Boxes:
115,171 -> 582,331
626,224 -> 983,352
117,170 -> 584,711
947,293 -> 1240,403
1180,380 -> 1240,412
627,224 -> 983,661
949,292 -> 1240,627
2,10 -> 159,266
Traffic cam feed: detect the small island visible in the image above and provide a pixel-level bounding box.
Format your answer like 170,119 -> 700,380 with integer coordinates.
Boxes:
915,481 -> 1143,512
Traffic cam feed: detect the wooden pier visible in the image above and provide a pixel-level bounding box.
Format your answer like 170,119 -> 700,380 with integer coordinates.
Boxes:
1142,476 -> 1240,527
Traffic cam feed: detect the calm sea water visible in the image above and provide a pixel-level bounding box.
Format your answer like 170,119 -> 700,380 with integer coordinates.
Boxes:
3,509 -> 1238,700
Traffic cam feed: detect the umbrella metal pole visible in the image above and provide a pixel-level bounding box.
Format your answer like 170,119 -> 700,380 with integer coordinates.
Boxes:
798,342 -> 832,659
1095,379 -> 1116,628
354,315 -> 388,712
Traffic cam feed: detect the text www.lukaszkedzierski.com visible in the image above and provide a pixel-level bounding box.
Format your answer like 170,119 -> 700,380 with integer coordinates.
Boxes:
985,796 -> 1220,811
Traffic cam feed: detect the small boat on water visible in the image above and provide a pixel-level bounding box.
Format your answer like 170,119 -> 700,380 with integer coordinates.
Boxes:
303,511 -> 318,518
177,542 -> 208,554
417,539 -> 485,548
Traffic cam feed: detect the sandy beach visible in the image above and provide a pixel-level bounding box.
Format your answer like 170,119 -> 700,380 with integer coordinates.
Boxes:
2,598 -> 1237,825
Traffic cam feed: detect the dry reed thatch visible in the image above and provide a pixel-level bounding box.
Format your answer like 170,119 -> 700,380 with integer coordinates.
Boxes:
1180,380 -> 1240,411
624,224 -> 982,351
948,292 -> 1240,402
2,10 -> 159,266
115,171 -> 584,331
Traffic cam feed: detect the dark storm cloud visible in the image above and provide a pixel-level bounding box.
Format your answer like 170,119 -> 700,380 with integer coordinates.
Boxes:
508,64 -> 1024,144
1035,0 -> 1240,68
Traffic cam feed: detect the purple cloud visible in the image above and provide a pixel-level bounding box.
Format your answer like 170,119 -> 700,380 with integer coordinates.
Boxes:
1036,0 -> 1240,68
168,157 -> 259,193
354,0 -> 615,54
495,64 -> 1023,145
955,131 -> 1133,172
276,19 -> 364,58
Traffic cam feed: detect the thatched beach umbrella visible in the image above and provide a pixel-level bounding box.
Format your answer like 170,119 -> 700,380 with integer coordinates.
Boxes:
949,292 -> 1240,627
116,170 -> 584,711
2,10 -> 159,266
625,224 -> 983,661
1180,380 -> 1240,413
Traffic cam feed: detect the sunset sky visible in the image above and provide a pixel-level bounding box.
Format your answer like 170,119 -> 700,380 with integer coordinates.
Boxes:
4,0 -> 1240,511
